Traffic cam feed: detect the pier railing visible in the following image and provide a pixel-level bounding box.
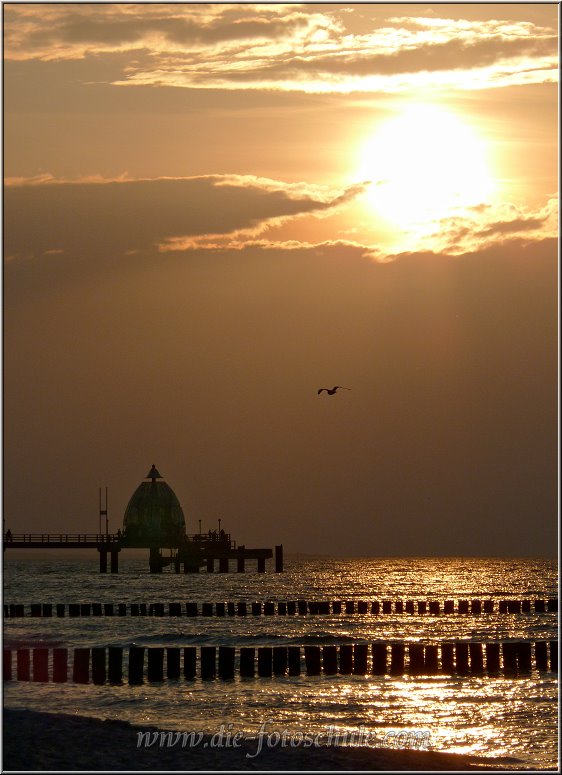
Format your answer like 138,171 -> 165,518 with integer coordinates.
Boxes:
3,533 -> 233,546
3,533 -> 120,544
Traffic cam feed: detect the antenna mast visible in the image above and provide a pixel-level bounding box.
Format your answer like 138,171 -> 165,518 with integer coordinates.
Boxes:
99,487 -> 108,537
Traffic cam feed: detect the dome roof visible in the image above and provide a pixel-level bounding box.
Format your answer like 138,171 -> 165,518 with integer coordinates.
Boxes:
123,465 -> 186,546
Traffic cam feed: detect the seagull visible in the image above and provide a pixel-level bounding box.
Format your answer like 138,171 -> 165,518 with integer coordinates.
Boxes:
317,386 -> 351,395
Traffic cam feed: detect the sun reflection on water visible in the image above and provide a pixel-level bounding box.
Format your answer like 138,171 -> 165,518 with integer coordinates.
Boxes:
3,556 -> 557,769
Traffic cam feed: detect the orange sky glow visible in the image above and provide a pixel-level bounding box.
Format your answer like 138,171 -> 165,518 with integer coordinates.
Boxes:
3,3 -> 558,556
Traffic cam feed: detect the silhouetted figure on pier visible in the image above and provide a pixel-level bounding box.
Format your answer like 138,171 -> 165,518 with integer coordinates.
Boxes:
317,386 -> 351,395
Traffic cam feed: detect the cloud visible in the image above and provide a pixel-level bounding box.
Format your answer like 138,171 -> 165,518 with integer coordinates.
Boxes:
4,172 -> 556,267
426,198 -> 559,254
3,5 -> 557,93
3,174 -> 368,261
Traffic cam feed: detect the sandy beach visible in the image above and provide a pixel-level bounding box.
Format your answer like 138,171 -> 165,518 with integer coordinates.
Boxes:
2,708 -> 529,771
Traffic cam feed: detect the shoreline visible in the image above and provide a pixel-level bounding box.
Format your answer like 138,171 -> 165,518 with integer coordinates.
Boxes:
2,708 -> 532,771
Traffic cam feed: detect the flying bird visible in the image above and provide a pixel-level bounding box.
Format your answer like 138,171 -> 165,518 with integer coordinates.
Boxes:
317,386 -> 351,395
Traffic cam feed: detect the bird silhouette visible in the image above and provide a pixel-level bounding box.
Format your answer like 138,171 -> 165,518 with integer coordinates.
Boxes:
317,386 -> 351,395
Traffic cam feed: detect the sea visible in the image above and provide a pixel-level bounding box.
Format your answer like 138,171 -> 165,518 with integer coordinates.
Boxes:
3,555 -> 559,769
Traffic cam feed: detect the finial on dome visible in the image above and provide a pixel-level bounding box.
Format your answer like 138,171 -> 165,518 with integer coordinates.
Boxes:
147,464 -> 162,482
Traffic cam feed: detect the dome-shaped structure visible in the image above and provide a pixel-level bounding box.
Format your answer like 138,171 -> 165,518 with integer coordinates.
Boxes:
123,465 -> 186,547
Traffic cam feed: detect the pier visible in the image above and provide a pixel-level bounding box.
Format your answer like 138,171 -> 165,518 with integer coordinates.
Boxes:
2,466 -> 282,574
2,533 -> 280,575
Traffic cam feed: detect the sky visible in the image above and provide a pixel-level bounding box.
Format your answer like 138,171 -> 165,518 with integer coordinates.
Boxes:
3,2 -> 558,557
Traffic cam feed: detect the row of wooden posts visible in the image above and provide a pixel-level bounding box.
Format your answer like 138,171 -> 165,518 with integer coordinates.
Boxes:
3,641 -> 557,683
4,598 -> 558,618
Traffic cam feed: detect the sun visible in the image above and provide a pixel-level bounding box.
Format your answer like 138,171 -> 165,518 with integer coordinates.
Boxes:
356,104 -> 494,233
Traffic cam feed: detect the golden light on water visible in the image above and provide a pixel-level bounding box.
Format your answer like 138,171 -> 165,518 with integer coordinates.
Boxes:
355,103 -> 495,244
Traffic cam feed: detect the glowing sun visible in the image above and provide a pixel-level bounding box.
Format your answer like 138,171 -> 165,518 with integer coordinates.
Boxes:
357,104 -> 494,230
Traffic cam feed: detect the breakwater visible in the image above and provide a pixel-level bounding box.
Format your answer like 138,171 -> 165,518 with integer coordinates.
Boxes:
4,641 -> 557,683
5,598 -> 558,618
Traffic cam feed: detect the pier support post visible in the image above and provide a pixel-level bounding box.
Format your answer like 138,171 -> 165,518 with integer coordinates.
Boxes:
184,648 -> 196,680
549,641 -> 557,672
257,557 -> 266,573
73,648 -> 90,684
425,645 -> 439,674
53,648 -> 68,683
149,548 -> 161,573
206,557 -> 214,573
99,549 -> 107,573
353,644 -> 368,675
502,642 -> 517,675
485,643 -> 500,675
339,645 -> 353,675
108,647 -> 123,684
390,643 -> 405,675
3,650 -> 12,681
201,647 -> 216,679
129,647 -> 145,684
237,556 -> 245,573
275,544 -> 284,572
516,642 -> 532,674
110,550 -> 119,574
147,648 -> 164,682
219,558 -> 229,573
33,648 -> 49,682
408,643 -> 425,675
258,647 -> 273,677
371,642 -> 387,675
218,647 -> 235,680
305,646 -> 321,676
167,648 -> 181,680
273,647 -> 288,676
441,643 -> 455,674
240,648 -> 255,677
237,602 -> 247,616
92,647 -> 107,685
17,649 -> 30,681
322,646 -> 337,676
469,643 -> 484,674
534,641 -> 548,672
455,642 -> 469,675
288,647 -> 301,676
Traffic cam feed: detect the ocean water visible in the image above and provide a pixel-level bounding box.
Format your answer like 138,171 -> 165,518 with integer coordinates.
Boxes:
3,555 -> 558,769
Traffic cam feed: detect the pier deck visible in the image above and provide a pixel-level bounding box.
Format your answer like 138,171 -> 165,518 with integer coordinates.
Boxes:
3,533 -> 280,574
